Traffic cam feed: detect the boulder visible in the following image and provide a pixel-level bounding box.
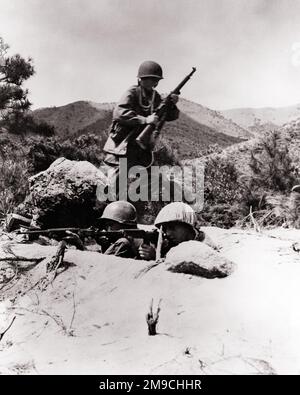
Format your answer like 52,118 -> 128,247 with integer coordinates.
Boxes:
165,240 -> 235,278
17,157 -> 108,228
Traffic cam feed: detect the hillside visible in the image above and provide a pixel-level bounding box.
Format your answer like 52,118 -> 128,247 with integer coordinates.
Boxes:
177,98 -> 253,139
221,104 -> 300,131
161,112 -> 243,159
32,101 -> 113,139
1,227 -> 299,374
32,99 -> 249,160
186,117 -> 300,177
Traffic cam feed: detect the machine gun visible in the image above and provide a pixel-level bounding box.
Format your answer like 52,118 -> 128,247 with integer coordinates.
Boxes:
135,67 -> 197,150
19,227 -> 159,248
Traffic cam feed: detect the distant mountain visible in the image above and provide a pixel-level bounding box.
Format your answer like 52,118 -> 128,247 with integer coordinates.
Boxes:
221,104 -> 300,132
32,98 -> 251,160
32,101 -> 114,138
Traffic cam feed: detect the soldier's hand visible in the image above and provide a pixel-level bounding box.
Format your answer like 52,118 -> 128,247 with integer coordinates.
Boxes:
170,94 -> 179,104
64,231 -> 85,251
146,114 -> 159,125
139,244 -> 156,261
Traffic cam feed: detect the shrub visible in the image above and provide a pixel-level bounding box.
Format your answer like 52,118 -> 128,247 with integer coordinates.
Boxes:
204,156 -> 243,205
198,130 -> 300,228
247,131 -> 298,193
187,155 -> 245,228
238,131 -> 299,223
0,145 -> 29,218
198,143 -> 223,157
28,133 -> 105,173
153,138 -> 180,166
3,114 -> 55,136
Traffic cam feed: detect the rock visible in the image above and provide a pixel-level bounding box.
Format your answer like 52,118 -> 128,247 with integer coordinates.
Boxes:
164,240 -> 235,278
18,157 -> 108,228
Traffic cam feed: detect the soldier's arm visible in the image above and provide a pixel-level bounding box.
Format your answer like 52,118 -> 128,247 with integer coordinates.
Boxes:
165,103 -> 179,121
104,237 -> 137,258
113,86 -> 147,126
156,92 -> 179,122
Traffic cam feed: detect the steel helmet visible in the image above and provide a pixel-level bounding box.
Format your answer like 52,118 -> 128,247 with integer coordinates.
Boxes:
154,202 -> 197,228
137,60 -> 163,79
98,201 -> 137,226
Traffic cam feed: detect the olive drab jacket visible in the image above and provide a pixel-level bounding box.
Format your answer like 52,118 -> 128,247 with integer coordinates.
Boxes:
103,85 -> 179,161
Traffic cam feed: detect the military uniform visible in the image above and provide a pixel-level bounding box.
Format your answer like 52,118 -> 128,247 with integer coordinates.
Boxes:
97,200 -> 148,260
103,84 -> 179,167
102,61 -> 179,199
103,236 -> 140,259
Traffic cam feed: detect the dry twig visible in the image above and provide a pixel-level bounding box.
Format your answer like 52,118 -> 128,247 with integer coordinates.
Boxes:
68,288 -> 76,336
146,298 -> 162,336
249,206 -> 261,232
0,316 -> 16,342
0,257 -> 45,263
46,240 -> 67,284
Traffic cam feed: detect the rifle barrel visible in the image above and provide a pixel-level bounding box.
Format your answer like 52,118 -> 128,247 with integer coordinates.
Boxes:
172,67 -> 196,94
19,228 -> 158,242
19,227 -> 87,235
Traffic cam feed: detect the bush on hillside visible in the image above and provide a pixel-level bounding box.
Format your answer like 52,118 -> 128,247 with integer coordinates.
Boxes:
0,142 -> 29,218
153,138 -> 180,166
4,113 -> 55,136
198,143 -> 223,157
248,131 -> 297,193
204,156 -> 243,205
237,131 -> 299,223
197,130 -> 300,229
196,156 -> 244,228
28,133 -> 105,172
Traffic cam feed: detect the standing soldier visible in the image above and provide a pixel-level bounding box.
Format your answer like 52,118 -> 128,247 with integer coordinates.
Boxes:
102,61 -> 179,198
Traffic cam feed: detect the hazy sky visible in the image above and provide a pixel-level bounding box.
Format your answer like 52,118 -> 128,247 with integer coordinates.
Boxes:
1,0 -> 300,110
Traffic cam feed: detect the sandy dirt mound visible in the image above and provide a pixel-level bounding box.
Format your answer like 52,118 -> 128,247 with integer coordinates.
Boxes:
0,227 -> 300,375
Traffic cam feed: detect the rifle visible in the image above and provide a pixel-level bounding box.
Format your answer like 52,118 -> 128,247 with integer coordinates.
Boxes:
135,67 -> 197,150
19,227 -> 159,246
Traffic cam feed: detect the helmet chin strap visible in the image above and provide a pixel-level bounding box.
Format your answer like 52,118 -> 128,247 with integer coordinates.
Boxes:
138,85 -> 156,114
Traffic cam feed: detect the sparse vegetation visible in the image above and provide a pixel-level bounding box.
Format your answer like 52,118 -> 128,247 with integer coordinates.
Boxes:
31,102 -> 244,161
6,114 -> 55,136
198,130 -> 300,228
146,298 -> 161,336
0,136 -> 29,218
198,161 -> 243,228
247,131 -> 297,193
27,133 -> 105,173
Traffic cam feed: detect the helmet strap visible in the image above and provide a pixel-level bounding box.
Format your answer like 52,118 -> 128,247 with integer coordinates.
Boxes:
138,86 -> 156,114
